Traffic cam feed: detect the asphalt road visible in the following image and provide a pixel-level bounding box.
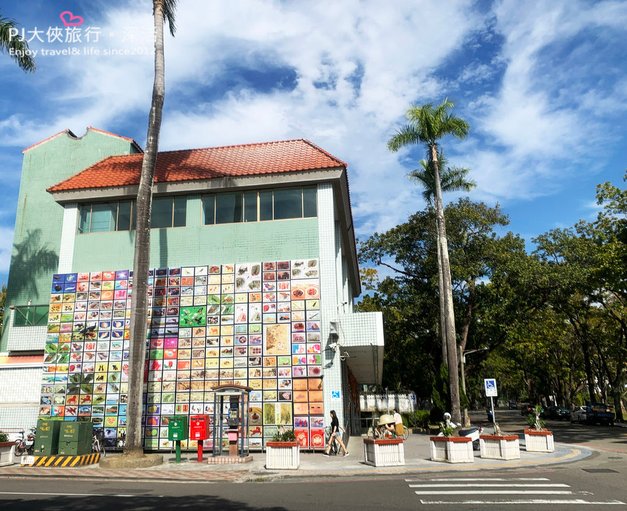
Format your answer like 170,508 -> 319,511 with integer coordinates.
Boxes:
1,410 -> 625,510
1,454 -> 626,511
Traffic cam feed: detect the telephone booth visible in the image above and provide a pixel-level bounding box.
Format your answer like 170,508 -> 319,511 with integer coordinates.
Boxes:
212,384 -> 251,457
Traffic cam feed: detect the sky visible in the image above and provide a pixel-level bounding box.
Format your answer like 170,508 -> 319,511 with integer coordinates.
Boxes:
0,0 -> 626,286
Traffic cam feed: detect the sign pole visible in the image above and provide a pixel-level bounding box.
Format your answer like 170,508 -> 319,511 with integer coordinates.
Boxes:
490,396 -> 495,426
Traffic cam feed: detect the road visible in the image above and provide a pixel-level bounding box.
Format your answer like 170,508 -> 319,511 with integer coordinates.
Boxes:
1,455 -> 626,511
1,411 -> 625,510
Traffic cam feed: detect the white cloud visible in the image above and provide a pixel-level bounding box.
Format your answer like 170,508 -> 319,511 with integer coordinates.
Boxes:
1,0 -> 626,281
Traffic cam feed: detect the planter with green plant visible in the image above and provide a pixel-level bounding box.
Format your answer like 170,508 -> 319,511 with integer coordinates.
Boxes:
429,421 -> 474,463
265,429 -> 299,469
524,405 -> 554,452
480,423 -> 520,460
0,431 -> 15,466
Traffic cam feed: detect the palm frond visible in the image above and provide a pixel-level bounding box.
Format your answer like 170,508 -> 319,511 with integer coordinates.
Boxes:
387,124 -> 422,152
0,16 -> 35,72
155,0 -> 178,36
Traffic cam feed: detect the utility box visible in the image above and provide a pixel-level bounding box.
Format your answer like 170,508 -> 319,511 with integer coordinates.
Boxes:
34,419 -> 61,456
58,421 -> 92,455
189,415 -> 210,441
168,416 -> 188,441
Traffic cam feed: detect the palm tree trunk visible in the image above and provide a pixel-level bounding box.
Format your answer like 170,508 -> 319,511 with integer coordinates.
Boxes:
430,143 -> 461,424
437,241 -> 448,366
125,0 -> 166,455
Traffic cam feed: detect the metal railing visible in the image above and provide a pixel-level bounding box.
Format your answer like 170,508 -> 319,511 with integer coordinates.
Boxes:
13,305 -> 49,327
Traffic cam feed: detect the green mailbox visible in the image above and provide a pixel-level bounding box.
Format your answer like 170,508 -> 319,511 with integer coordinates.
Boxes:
167,416 -> 188,441
34,419 -> 61,455
58,421 -> 92,455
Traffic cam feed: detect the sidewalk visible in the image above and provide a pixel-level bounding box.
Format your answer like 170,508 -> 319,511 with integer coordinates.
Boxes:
0,433 -> 592,483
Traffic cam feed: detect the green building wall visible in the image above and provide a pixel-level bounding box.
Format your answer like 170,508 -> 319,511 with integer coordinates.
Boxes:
1,130 -> 140,350
71,196 -> 320,271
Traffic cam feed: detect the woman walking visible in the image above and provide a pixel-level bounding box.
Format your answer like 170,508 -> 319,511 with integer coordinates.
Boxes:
324,410 -> 349,456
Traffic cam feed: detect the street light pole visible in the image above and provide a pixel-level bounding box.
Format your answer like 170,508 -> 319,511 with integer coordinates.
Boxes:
459,346 -> 488,427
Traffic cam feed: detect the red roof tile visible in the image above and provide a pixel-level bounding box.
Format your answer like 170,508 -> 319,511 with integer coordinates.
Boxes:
48,139 -> 346,192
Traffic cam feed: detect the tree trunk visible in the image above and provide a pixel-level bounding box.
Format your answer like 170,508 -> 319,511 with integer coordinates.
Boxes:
437,241 -> 448,366
125,1 -> 166,456
430,143 -> 461,424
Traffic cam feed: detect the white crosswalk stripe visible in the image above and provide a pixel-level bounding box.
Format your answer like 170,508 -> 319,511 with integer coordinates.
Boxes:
404,477 -> 626,506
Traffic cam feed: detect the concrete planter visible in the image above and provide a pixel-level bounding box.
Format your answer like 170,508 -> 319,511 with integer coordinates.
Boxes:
480,434 -> 520,460
0,442 -> 15,466
265,441 -> 300,470
363,438 -> 405,467
524,429 -> 554,452
429,436 -> 474,463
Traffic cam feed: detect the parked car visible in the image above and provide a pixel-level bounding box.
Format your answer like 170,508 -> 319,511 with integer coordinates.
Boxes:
571,403 -> 615,426
541,405 -> 571,421
520,403 -> 533,415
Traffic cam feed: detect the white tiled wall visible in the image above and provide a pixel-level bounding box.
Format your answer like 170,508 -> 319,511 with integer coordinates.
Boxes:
0,366 -> 42,431
6,308 -> 47,351
317,183 -> 345,425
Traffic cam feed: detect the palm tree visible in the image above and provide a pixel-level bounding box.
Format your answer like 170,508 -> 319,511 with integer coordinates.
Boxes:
125,0 -> 177,458
0,14 -> 35,71
410,153 -> 475,366
388,99 -> 469,423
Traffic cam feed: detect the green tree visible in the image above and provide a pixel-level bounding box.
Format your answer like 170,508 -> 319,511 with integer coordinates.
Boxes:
0,285 -> 6,331
0,14 -> 35,71
387,99 -> 469,423
126,0 -> 178,458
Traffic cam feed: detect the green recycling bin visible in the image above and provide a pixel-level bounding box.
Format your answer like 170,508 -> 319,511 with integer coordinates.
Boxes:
34,419 -> 61,455
167,416 -> 188,441
58,421 -> 92,455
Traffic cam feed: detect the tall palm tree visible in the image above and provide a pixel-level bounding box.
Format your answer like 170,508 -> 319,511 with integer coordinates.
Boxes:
0,14 -> 35,71
125,0 -> 177,457
410,153 -> 475,366
388,99 -> 469,423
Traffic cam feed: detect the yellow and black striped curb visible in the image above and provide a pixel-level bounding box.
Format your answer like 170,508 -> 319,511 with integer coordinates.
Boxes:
26,453 -> 101,467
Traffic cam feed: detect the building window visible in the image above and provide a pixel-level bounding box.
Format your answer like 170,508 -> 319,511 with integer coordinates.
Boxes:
78,201 -> 135,233
202,187 -> 317,225
78,197 -> 187,233
152,196 -> 187,228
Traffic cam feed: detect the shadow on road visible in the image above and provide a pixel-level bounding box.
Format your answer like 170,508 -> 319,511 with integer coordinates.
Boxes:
0,495 -> 288,511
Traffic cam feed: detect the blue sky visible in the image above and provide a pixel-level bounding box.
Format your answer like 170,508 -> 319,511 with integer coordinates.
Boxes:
1,0 -> 626,286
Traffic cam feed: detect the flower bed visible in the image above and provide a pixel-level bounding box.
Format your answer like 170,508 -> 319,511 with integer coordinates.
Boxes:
479,434 -> 520,460
524,429 -> 554,452
0,442 -> 15,467
429,436 -> 474,463
265,441 -> 300,470
363,438 -> 405,467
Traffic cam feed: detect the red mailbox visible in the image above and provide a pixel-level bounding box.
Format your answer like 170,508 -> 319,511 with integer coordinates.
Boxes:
190,415 -> 211,462
189,415 -> 210,440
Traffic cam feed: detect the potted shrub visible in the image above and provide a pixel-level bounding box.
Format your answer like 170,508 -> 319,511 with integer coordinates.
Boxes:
0,431 -> 14,467
480,423 -> 520,460
265,429 -> 300,470
429,421 -> 474,463
524,405 -> 554,452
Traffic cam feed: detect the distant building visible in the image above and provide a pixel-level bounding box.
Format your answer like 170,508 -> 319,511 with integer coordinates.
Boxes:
0,128 -> 384,450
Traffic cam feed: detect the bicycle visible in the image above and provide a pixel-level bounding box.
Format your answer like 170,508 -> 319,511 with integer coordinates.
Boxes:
14,428 -> 36,456
92,428 -> 106,456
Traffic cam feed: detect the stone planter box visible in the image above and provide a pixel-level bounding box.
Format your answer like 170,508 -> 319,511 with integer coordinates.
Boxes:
524,429 -> 554,452
429,436 -> 474,463
480,434 -> 520,460
265,441 -> 300,470
363,438 -> 405,467
0,442 -> 15,466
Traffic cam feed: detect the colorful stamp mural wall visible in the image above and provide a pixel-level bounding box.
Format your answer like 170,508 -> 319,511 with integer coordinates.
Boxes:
40,259 -> 325,450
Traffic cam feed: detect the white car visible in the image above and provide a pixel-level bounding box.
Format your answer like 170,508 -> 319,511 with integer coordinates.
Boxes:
571,406 -> 587,423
